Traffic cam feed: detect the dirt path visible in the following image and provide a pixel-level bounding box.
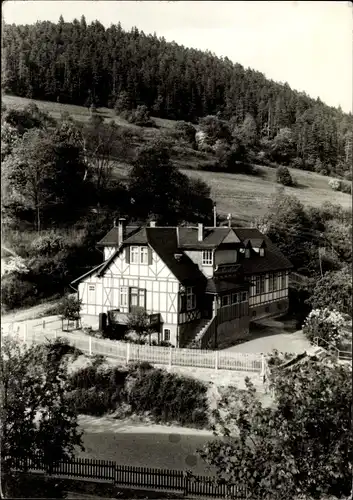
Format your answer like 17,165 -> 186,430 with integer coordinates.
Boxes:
79,415 -> 213,436
1,299 -> 61,323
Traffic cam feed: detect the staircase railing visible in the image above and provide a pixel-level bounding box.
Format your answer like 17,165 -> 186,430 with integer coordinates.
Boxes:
313,337 -> 352,361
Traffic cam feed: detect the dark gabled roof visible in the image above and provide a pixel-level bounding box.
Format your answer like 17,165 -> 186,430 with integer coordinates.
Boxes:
178,227 -> 242,249
146,228 -> 206,285
123,227 -> 148,245
73,224 -> 292,287
97,226 -> 139,246
234,228 -> 293,274
244,238 -> 266,248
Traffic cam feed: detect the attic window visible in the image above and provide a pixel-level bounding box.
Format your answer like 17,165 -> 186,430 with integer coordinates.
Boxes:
202,250 -> 213,266
259,248 -> 265,257
245,249 -> 250,258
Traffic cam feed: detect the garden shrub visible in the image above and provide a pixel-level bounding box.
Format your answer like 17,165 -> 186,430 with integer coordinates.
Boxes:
328,178 -> 340,191
46,338 -> 83,364
69,365 -> 111,391
66,388 -> 113,416
68,361 -> 209,427
1,274 -> 38,310
302,308 -> 346,348
125,368 -> 208,427
30,232 -> 63,255
339,182 -> 352,194
276,166 -> 293,186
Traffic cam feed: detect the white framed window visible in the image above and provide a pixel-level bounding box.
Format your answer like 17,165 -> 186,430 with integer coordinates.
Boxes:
120,287 -> 128,307
140,247 -> 148,264
164,329 -> 171,342
259,248 -> 265,257
221,295 -> 230,307
245,249 -> 250,258
186,286 -> 196,310
130,246 -> 139,264
202,250 -> 213,266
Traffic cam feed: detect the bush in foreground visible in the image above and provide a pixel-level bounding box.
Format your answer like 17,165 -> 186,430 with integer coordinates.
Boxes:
68,361 -> 209,427
302,308 -> 346,348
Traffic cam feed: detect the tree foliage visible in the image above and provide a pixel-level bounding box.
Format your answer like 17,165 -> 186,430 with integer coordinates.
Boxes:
2,128 -> 87,230
126,306 -> 153,344
306,265 -> 352,316
276,165 -> 293,186
260,191 -> 311,271
1,338 -> 84,486
128,140 -> 213,225
3,19 -> 352,177
199,361 -> 352,499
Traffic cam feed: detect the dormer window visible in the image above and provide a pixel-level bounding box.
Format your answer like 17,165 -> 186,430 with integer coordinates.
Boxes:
128,246 -> 151,265
245,249 -> 250,258
202,250 -> 213,266
130,246 -> 139,264
140,247 -> 149,264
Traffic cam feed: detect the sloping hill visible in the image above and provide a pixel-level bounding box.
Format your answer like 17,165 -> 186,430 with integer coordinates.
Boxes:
2,94 -> 351,224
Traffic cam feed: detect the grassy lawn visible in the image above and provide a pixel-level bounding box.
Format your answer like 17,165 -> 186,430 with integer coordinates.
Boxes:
183,167 -> 352,223
3,94 -> 351,223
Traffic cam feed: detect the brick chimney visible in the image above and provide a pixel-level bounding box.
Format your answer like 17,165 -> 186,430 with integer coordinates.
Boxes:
118,218 -> 126,245
198,223 -> 203,242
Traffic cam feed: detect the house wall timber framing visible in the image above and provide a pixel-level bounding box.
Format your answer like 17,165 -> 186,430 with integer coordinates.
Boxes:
78,245 -> 181,345
247,271 -> 289,318
103,246 -> 117,261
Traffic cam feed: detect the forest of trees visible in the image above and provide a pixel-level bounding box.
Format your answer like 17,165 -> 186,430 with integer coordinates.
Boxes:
2,16 -> 352,178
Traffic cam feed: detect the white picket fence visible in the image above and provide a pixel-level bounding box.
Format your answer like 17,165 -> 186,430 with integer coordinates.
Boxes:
1,320 -> 266,374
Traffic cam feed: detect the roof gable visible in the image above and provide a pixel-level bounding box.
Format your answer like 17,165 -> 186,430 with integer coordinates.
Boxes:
222,229 -> 241,244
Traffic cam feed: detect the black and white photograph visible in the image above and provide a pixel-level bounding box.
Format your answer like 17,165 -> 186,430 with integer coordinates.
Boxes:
1,1 -> 352,499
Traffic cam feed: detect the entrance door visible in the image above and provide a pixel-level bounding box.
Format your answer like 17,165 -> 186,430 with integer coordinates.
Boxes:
203,294 -> 214,319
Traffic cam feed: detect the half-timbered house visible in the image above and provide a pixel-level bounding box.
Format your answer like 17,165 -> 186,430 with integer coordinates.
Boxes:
71,219 -> 293,348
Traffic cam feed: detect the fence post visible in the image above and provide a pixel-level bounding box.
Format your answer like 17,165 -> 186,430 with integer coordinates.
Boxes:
126,343 -> 130,363
89,336 -> 92,356
54,329 -> 58,340
215,351 -> 218,371
169,347 -> 172,368
260,353 -> 265,377
43,320 -> 45,330
23,322 -> 27,345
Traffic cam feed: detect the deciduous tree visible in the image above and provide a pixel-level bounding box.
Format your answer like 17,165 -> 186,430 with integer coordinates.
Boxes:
1,338 -> 84,496
199,361 -> 352,499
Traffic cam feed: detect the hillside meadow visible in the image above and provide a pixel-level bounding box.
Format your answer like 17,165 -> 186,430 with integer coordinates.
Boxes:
2,94 -> 351,225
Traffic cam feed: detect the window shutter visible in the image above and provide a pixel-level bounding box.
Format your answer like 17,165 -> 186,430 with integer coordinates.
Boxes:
125,247 -> 130,264
148,247 -> 153,265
